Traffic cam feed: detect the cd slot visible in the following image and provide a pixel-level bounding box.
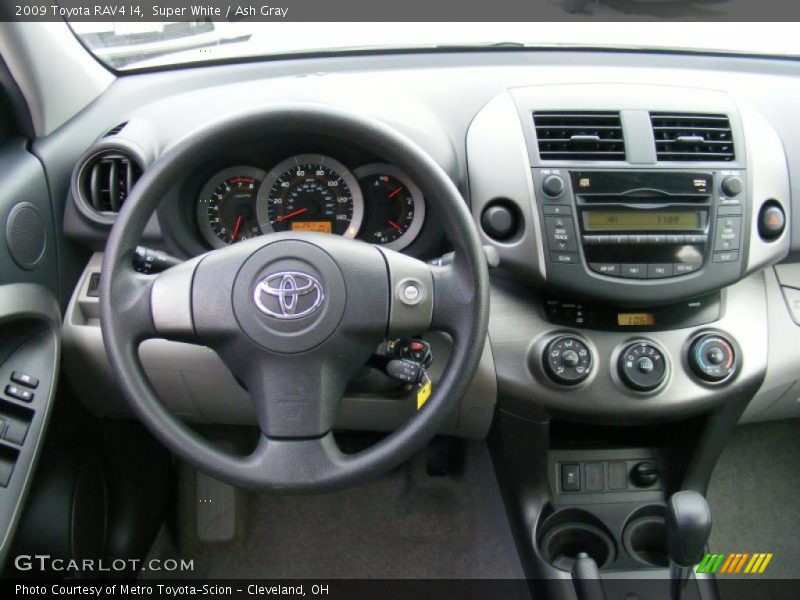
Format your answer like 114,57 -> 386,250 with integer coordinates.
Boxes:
578,194 -> 709,204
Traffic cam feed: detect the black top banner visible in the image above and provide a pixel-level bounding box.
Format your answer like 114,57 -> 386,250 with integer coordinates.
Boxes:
3,0 -> 800,22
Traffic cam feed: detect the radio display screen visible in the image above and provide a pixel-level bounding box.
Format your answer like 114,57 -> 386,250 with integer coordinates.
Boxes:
584,211 -> 703,231
617,312 -> 656,326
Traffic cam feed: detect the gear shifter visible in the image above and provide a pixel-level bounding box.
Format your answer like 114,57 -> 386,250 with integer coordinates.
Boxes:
666,491 -> 712,600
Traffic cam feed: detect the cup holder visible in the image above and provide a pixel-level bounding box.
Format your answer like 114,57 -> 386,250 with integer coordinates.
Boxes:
623,505 -> 669,568
538,509 -> 616,570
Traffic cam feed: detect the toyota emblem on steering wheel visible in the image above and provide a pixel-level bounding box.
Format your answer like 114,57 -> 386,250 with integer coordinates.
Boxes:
253,271 -> 325,319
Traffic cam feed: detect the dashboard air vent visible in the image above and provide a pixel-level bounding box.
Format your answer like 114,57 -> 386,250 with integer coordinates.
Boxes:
651,113 -> 735,161
78,150 -> 142,213
533,112 -> 625,161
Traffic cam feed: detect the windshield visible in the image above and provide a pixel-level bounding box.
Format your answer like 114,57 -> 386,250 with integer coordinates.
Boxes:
70,22 -> 799,71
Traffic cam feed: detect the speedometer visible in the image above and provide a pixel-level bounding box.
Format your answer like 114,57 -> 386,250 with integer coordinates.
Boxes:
257,155 -> 363,237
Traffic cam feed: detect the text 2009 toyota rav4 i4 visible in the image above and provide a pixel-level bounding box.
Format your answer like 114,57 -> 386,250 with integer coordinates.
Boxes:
0,17 -> 798,600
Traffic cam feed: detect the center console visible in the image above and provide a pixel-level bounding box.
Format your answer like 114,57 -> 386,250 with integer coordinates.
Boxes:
467,84 -> 792,587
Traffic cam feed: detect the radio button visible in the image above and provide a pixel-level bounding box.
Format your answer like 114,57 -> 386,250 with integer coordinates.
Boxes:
545,216 -> 578,252
666,234 -> 686,244
543,204 -> 572,216
609,234 -> 629,245
674,262 -> 702,275
714,216 -> 742,251
685,234 -> 708,245
621,264 -> 648,278
718,204 -> 743,216
646,234 -> 667,245
647,264 -> 674,278
712,251 -> 739,263
590,263 -> 620,276
582,235 -> 602,245
549,252 -> 578,265
629,235 -> 647,245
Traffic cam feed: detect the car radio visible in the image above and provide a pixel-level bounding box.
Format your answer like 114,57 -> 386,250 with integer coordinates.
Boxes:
531,168 -> 747,304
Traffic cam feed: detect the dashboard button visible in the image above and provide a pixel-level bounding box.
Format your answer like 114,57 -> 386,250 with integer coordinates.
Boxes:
714,216 -> 742,251
549,252 -> 578,265
718,204 -> 743,216
582,235 -> 602,245
542,175 -> 566,198
674,262 -> 701,275
543,204 -> 572,216
666,234 -> 685,244
561,464 -> 581,492
646,234 -> 666,245
629,234 -> 647,245
721,176 -> 743,197
712,251 -> 739,263
609,234 -> 629,245
647,264 -> 674,278
621,264 -> 647,278
545,216 -> 578,252
758,202 -> 786,240
685,234 -> 708,245
590,263 -> 620,276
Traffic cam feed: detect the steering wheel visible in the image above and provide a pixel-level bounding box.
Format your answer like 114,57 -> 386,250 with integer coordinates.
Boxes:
99,105 -> 489,490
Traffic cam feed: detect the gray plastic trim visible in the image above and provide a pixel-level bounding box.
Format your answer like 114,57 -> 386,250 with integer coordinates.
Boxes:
466,90 -> 547,281
737,100 -> 792,275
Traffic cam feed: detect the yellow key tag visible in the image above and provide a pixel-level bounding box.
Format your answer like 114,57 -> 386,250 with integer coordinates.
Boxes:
416,372 -> 432,410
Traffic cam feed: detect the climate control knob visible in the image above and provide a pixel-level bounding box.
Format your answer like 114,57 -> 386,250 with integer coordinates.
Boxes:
619,341 -> 668,391
544,336 -> 592,385
689,334 -> 736,382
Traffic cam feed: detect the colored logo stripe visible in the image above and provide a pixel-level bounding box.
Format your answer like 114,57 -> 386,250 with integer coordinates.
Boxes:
698,552 -> 773,574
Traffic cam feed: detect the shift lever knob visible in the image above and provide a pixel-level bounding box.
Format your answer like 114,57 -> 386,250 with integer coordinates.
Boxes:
666,491 -> 712,567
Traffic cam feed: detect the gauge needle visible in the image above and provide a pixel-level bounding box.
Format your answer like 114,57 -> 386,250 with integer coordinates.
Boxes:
387,187 -> 403,199
388,220 -> 404,233
274,207 -> 309,223
230,215 -> 243,241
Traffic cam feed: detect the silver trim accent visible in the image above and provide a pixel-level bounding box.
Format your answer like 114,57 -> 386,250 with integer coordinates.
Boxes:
352,163 -> 426,251
256,154 -> 364,239
253,271 -> 325,320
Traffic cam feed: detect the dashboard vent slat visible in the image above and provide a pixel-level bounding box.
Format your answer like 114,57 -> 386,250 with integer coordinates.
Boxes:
103,122 -> 128,137
651,113 -> 735,162
533,112 -> 626,161
79,150 -> 142,214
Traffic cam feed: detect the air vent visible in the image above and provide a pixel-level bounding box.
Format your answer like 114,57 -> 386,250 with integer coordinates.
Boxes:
651,113 -> 735,162
78,150 -> 142,214
103,122 -> 128,137
533,112 -> 625,161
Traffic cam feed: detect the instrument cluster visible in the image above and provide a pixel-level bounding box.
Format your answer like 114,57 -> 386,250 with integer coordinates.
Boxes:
196,154 -> 425,251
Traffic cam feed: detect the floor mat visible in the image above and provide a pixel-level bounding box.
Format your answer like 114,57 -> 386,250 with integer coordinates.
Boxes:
146,441 -> 525,579
707,419 -> 800,579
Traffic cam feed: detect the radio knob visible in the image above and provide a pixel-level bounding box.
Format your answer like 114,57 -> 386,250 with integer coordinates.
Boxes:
720,176 -> 743,197
689,334 -> 736,383
542,175 -> 565,198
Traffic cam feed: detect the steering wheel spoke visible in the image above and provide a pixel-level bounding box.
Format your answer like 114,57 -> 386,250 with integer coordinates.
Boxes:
149,256 -> 202,343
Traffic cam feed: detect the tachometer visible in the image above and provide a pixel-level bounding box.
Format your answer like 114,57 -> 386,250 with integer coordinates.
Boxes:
354,164 -> 425,250
197,167 -> 265,248
257,155 -> 363,237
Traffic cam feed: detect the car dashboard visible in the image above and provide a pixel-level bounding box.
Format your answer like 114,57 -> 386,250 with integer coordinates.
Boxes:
33,50 -> 798,441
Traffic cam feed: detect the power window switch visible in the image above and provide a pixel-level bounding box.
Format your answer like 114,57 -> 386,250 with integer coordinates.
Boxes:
561,463 -> 581,492
11,372 -> 38,389
4,385 -> 33,402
